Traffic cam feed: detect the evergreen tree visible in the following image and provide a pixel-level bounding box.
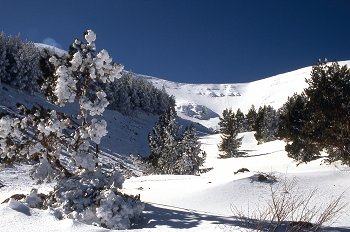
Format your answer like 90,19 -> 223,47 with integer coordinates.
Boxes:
176,125 -> 206,175
218,108 -> 243,158
280,60 -> 350,165
148,105 -> 179,173
278,93 -> 307,141
246,105 -> 257,131
277,93 -> 320,163
148,106 -> 205,174
254,105 -> 279,144
0,30 -> 143,229
105,72 -> 175,115
235,108 -> 246,132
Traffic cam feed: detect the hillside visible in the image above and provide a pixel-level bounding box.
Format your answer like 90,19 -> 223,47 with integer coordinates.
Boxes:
137,60 -> 350,129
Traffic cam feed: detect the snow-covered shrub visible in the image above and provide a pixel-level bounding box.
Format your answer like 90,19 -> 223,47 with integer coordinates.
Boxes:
49,169 -> 144,229
0,105 -> 71,180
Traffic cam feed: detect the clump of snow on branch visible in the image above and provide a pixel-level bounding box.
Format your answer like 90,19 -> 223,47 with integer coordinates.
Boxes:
54,66 -> 77,105
87,119 -> 107,144
84,30 -> 96,46
37,110 -> 68,136
80,91 -> 109,116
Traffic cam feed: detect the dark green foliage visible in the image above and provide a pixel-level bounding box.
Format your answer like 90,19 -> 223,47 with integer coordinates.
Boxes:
106,72 -> 175,115
246,105 -> 257,131
277,94 -> 307,141
235,108 -> 246,133
37,49 -> 60,103
279,60 -> 350,165
218,108 -> 243,158
254,105 -> 279,144
148,106 -> 205,174
0,32 -> 42,93
277,93 -> 321,163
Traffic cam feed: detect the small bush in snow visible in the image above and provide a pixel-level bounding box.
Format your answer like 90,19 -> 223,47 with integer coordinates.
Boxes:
49,169 -> 144,229
232,177 -> 348,231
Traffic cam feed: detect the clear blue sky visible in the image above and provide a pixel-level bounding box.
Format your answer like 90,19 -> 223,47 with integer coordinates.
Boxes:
1,0 -> 350,83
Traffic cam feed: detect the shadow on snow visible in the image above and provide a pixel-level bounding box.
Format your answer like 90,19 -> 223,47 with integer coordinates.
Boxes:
134,203 -> 350,231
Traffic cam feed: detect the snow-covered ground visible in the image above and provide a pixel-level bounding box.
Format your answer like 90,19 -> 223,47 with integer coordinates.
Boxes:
1,132 -> 350,231
1,62 -> 350,231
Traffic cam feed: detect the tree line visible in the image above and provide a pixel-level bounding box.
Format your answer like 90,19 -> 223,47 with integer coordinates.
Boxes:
0,32 -> 174,116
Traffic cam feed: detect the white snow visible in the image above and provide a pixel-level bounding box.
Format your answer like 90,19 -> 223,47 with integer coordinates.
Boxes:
1,61 -> 350,231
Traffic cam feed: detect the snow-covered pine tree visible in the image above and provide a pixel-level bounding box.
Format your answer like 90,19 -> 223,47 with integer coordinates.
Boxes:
254,105 -> 279,144
147,107 -> 205,174
0,30 -> 144,229
148,105 -> 179,174
176,125 -> 206,175
218,108 -> 243,158
45,29 -> 124,172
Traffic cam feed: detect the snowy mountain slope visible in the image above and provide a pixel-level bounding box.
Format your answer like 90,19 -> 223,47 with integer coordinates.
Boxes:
137,60 -> 350,129
0,84 -> 158,158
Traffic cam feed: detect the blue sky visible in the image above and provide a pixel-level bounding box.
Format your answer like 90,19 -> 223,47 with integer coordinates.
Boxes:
1,0 -> 350,83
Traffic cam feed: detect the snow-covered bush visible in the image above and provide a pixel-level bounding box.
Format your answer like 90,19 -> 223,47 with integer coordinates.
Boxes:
50,169 -> 144,229
42,29 -> 124,173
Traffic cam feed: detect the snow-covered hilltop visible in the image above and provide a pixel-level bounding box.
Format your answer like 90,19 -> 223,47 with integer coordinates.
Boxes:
137,60 -> 350,129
